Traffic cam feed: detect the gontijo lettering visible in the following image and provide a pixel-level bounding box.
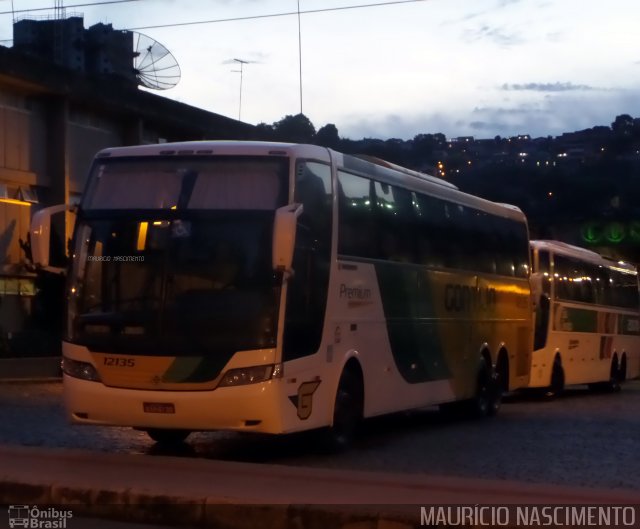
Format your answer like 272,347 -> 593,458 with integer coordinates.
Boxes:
445,284 -> 497,312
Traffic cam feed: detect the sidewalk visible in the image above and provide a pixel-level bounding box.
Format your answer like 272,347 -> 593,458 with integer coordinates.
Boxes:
0,356 -> 61,382
0,445 -> 638,528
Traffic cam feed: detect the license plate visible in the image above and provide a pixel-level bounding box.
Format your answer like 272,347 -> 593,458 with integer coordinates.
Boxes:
143,402 -> 175,414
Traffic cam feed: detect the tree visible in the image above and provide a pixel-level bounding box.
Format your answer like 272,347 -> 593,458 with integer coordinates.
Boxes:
315,123 -> 340,149
611,114 -> 634,136
272,113 -> 316,143
254,122 -> 275,141
610,114 -> 635,154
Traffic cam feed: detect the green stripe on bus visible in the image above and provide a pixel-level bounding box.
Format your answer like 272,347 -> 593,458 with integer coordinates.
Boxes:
375,262 -> 450,383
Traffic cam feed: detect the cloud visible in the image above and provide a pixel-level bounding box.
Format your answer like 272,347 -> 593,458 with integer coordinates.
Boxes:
445,0 -> 527,25
461,89 -> 640,137
463,24 -> 525,46
501,82 -> 597,92
336,88 -> 640,141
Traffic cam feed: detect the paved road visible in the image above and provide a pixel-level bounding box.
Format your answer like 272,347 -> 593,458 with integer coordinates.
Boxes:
1,379 -> 639,491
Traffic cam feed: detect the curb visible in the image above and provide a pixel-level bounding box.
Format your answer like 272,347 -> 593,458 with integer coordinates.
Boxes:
1,446 -> 639,529
0,481 -> 419,529
0,356 -> 61,382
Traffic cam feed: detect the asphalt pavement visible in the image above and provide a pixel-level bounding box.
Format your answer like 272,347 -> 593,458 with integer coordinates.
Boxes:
1,358 -> 640,528
1,444 -> 640,529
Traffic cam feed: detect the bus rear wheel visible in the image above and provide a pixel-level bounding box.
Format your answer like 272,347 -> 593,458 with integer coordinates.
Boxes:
545,358 -> 564,398
469,357 -> 500,418
589,358 -> 622,393
146,428 -> 191,445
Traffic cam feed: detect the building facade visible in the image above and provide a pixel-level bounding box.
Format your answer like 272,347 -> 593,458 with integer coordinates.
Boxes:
0,44 -> 254,356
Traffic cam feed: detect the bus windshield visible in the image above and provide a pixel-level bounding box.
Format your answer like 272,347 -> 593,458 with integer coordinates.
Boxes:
67,156 -> 289,360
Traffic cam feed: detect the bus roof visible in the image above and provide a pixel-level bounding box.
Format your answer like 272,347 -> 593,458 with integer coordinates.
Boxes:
93,140 -> 526,224
531,239 -> 637,274
95,141 -> 332,161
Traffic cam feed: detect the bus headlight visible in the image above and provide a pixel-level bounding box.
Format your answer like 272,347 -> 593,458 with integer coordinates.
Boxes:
217,364 -> 277,388
62,356 -> 102,382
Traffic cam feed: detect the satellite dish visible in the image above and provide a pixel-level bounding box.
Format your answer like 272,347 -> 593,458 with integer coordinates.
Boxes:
132,31 -> 181,90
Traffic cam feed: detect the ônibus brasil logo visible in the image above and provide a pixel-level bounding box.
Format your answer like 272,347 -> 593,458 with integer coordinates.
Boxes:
8,505 -> 73,529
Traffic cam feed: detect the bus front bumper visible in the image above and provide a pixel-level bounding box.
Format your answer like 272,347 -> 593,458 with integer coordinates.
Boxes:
63,375 -> 288,434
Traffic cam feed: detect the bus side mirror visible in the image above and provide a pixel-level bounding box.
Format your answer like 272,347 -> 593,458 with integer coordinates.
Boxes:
272,203 -> 304,276
31,203 -> 75,274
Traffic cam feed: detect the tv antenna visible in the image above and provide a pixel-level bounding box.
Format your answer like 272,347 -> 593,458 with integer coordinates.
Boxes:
132,32 -> 181,90
54,0 -> 65,19
231,58 -> 253,121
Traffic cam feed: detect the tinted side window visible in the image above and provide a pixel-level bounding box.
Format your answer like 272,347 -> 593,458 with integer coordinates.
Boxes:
374,182 -> 415,262
609,270 -> 640,309
283,161 -> 333,360
553,255 -> 595,304
414,193 -> 450,268
337,171 -> 375,258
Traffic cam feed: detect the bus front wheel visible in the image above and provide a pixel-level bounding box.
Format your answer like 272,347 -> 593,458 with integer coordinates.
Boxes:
146,428 -> 191,445
324,368 -> 364,452
606,359 -> 622,393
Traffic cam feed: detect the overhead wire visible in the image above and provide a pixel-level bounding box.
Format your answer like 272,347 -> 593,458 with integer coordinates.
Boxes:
0,0 -> 140,16
125,0 -> 427,31
0,1 -> 426,44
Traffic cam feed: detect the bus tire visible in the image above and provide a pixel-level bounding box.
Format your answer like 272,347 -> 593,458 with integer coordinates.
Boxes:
545,357 -> 564,398
470,357 -> 498,418
620,354 -> 628,383
591,357 -> 622,393
606,358 -> 622,393
324,367 -> 364,452
146,428 -> 191,445
495,351 -> 510,395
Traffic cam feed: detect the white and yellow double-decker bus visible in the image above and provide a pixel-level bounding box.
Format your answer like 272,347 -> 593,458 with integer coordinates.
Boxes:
32,141 -> 533,446
529,240 -> 640,395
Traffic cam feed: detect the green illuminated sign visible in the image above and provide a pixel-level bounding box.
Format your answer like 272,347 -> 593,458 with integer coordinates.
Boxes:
581,223 -> 602,244
580,221 -> 639,245
607,222 -> 625,243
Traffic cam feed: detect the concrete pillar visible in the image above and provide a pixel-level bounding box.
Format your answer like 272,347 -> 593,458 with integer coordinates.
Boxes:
44,95 -> 70,266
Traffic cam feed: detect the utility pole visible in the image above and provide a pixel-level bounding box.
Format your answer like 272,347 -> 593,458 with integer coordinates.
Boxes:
232,58 -> 249,121
297,0 -> 303,114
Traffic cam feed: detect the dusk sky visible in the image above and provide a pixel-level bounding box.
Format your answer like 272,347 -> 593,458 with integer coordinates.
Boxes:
4,0 -> 640,140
